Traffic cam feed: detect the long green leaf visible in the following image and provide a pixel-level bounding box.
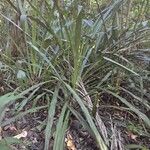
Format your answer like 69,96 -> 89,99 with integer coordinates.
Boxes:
0,93 -> 22,121
53,102 -> 69,150
64,83 -> 107,150
69,106 -> 94,136
103,57 -> 139,76
44,87 -> 59,150
105,90 -> 150,127
1,105 -> 48,127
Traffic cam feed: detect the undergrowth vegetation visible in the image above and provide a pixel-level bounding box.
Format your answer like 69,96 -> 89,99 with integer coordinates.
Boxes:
0,0 -> 150,150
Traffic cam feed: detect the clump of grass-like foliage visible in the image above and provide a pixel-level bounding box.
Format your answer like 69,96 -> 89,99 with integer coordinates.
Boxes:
0,0 -> 150,149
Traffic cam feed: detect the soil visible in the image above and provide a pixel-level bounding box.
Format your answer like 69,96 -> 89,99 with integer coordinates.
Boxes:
0,84 -> 150,150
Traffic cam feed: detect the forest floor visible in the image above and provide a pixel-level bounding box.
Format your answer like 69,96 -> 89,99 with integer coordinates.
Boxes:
0,82 -> 150,150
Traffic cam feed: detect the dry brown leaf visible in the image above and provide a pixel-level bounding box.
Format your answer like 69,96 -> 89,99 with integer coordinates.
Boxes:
14,130 -> 27,139
127,131 -> 138,141
0,86 -> 4,92
130,134 -> 138,140
4,125 -> 17,131
65,133 -> 76,150
0,127 -> 2,140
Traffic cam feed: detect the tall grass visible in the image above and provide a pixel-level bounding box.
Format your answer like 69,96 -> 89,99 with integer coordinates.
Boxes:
0,0 -> 150,149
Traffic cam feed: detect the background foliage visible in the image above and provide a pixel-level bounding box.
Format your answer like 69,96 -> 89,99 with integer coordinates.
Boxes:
0,0 -> 150,150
